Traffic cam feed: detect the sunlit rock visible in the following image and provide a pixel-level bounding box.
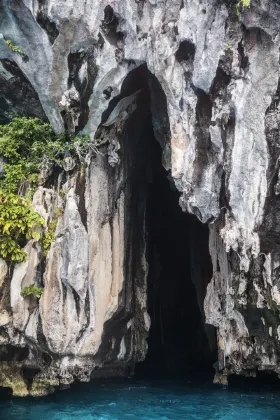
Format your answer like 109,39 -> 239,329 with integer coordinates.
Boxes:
0,0 -> 280,396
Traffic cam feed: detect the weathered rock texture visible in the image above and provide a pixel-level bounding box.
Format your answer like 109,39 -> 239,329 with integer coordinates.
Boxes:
1,0 -> 280,395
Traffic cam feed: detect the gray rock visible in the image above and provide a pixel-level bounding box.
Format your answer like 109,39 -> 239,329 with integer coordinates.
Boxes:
1,0 -> 280,395
102,90 -> 141,127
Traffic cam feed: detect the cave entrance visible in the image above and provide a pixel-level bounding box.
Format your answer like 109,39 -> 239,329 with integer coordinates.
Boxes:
105,64 -> 216,377
141,135 -> 216,377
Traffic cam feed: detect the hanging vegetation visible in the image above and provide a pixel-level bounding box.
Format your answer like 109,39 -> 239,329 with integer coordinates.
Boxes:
0,117 -> 91,262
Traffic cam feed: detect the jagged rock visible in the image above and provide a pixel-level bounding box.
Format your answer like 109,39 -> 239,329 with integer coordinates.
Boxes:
0,310 -> 10,327
0,259 -> 8,289
59,86 -> 81,132
62,156 -> 76,172
38,162 -> 54,185
10,240 -> 41,332
0,362 -> 29,397
107,139 -> 120,166
102,90 -> 141,127
0,0 -> 280,395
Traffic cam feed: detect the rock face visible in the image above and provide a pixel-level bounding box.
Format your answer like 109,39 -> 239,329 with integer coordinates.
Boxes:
1,0 -> 280,395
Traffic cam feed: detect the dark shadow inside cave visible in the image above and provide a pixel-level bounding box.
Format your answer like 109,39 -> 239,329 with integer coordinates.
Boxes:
101,63 -> 217,378
139,136 -> 216,377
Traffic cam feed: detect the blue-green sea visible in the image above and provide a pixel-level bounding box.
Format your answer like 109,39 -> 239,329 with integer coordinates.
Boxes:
1,377 -> 280,420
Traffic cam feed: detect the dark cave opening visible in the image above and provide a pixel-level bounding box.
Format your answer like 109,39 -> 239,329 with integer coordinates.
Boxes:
140,137 -> 216,377
117,64 -> 217,377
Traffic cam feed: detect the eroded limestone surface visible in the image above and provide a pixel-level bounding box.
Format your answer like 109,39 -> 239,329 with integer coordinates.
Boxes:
0,0 -> 280,395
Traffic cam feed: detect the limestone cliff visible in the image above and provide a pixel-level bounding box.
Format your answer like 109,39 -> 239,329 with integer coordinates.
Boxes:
0,0 -> 280,396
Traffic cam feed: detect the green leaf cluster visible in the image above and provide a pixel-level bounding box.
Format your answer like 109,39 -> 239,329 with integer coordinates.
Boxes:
239,0 -> 251,6
0,117 -> 52,194
41,217 -> 58,256
0,117 -> 90,195
5,40 -> 25,56
20,284 -> 44,299
0,117 -> 90,263
42,207 -> 65,256
236,0 -> 251,18
0,191 -> 45,262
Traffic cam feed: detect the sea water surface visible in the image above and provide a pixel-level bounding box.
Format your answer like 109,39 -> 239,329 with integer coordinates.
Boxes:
1,376 -> 280,420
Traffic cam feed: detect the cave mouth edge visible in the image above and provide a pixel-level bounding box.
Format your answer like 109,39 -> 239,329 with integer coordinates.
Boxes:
114,64 -> 217,378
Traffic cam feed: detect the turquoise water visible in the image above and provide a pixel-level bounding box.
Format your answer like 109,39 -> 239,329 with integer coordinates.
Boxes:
1,378 -> 280,420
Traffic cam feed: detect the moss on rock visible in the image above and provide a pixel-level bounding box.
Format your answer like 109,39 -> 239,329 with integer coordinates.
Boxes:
0,362 -> 29,396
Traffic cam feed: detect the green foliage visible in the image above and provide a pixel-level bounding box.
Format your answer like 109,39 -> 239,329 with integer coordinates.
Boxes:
0,118 -> 52,194
20,284 -> 44,299
41,217 -> 58,256
236,0 -> 251,18
0,117 -> 90,195
41,207 -> 65,256
0,117 -> 90,263
239,0 -> 251,6
0,191 -> 45,262
5,40 -> 24,56
58,188 -> 67,198
225,42 -> 232,51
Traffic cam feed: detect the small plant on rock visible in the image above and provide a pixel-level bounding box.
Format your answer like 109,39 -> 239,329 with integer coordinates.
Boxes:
5,40 -> 25,56
20,284 -> 44,299
236,0 -> 251,18
225,41 -> 232,51
41,217 -> 58,256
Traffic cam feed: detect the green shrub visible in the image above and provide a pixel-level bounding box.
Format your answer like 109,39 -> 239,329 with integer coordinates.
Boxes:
0,117 -> 90,263
41,217 -> 58,256
0,117 -> 53,194
0,117 -> 91,194
0,191 -> 45,262
5,40 -> 24,56
20,284 -> 44,299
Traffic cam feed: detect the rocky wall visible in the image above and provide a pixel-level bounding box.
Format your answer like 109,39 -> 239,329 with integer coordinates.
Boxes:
0,0 -> 280,394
